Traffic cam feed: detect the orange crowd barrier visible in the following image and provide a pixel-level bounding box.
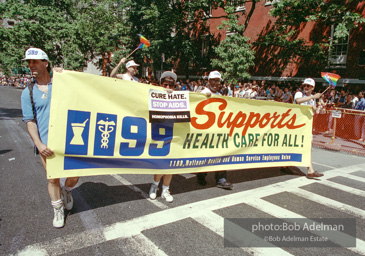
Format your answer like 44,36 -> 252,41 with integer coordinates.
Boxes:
312,107 -> 365,155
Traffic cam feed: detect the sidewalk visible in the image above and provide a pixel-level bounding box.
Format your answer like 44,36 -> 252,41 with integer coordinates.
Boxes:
313,132 -> 365,156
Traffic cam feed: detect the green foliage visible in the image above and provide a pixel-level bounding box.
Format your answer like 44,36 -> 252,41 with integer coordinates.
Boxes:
260,0 -> 365,71
0,0 -> 130,75
212,4 -> 255,84
271,0 -> 365,39
0,0 -> 255,79
120,0 -> 224,76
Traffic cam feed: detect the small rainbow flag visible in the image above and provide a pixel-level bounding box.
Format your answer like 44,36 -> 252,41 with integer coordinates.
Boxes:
138,34 -> 151,49
321,72 -> 341,87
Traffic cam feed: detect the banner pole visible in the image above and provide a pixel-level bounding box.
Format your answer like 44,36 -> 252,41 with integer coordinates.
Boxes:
321,86 -> 332,96
126,44 -> 141,59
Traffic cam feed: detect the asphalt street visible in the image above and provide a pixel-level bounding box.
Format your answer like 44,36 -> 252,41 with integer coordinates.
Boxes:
1,86 -> 365,256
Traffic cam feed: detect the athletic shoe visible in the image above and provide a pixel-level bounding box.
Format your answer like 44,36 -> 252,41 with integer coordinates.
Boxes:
62,187 -> 74,210
149,184 -> 158,200
216,181 -> 233,190
53,206 -> 65,228
161,189 -> 174,203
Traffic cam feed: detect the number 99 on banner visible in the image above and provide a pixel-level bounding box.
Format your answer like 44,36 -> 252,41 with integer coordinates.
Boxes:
120,117 -> 174,157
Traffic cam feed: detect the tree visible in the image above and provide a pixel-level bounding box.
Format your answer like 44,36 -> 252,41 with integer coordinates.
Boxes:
120,0 -> 259,79
0,0 -> 130,75
0,0 -> 260,79
254,0 -> 365,75
0,0 -> 75,75
212,3 -> 255,84
119,0 -> 221,78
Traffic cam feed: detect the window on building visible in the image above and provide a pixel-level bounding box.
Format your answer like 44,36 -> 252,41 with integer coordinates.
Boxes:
201,35 -> 210,57
265,0 -> 280,6
226,30 -> 236,37
227,0 -> 245,12
329,34 -> 349,68
359,49 -> 365,66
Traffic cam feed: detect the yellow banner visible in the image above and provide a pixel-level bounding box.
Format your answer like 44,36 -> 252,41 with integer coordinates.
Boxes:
47,70 -> 313,179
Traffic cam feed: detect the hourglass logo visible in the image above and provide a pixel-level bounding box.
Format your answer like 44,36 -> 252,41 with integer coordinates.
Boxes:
65,110 -> 91,155
70,119 -> 89,145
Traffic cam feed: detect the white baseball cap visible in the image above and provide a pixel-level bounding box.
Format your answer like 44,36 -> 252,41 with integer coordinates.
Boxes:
126,60 -> 140,69
160,71 -> 177,83
208,70 -> 222,80
303,78 -> 315,87
22,47 -> 49,61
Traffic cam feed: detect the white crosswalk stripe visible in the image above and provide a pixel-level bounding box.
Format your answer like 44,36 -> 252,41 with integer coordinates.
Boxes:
16,163 -> 365,255
319,179 -> 365,196
245,198 -> 365,255
194,211 -> 293,256
346,174 -> 365,183
290,188 -> 365,219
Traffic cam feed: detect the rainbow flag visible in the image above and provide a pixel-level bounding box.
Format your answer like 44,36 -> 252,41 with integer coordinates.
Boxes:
138,34 -> 151,49
321,72 -> 341,87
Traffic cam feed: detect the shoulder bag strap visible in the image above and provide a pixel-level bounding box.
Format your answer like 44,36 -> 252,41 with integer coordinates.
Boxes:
28,81 -> 37,124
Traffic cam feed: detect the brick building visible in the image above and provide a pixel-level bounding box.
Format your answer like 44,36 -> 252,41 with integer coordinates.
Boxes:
205,0 -> 365,86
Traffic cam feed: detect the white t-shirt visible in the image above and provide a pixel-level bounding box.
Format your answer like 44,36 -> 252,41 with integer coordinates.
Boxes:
294,91 -> 316,107
250,91 -> 257,98
200,87 -> 221,96
238,90 -> 245,98
245,89 -> 252,98
228,87 -> 233,97
121,73 -> 139,82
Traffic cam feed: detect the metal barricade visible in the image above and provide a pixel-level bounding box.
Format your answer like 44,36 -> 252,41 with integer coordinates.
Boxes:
312,107 -> 365,155
230,96 -> 365,155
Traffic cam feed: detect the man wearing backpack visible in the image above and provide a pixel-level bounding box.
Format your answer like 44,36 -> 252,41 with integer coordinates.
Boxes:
20,47 -> 79,228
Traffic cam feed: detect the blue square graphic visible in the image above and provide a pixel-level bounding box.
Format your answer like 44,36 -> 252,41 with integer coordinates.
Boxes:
94,113 -> 117,156
65,110 -> 90,155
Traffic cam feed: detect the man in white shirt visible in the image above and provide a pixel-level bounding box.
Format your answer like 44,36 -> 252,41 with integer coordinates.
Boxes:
110,58 -> 140,82
294,78 -> 323,179
294,78 -> 321,107
197,70 -> 233,190
244,84 -> 252,98
249,86 -> 258,98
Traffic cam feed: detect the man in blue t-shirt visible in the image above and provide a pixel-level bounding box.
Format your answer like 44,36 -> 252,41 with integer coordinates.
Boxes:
21,47 -> 79,228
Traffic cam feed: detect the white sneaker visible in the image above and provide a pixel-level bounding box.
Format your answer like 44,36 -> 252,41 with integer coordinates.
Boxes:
149,184 -> 158,200
62,187 -> 74,210
161,189 -> 173,203
53,206 -> 65,228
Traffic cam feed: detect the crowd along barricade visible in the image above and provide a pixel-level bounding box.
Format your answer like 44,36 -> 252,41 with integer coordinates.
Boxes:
239,96 -> 365,155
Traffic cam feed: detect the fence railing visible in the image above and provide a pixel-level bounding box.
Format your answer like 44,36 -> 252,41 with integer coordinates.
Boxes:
312,107 -> 365,155
252,96 -> 365,155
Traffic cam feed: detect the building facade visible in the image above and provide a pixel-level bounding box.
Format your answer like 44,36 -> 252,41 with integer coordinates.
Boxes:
205,0 -> 365,86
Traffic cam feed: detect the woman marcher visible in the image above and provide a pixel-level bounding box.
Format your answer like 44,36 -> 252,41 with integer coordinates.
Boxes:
148,71 -> 178,202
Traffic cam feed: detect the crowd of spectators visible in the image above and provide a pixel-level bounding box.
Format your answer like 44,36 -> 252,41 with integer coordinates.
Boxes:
1,75 -> 32,87
3,73 -> 364,112
139,77 -> 364,112
140,76 -> 365,141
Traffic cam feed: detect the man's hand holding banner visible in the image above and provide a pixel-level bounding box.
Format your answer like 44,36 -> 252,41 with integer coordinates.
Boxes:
47,71 -> 313,179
